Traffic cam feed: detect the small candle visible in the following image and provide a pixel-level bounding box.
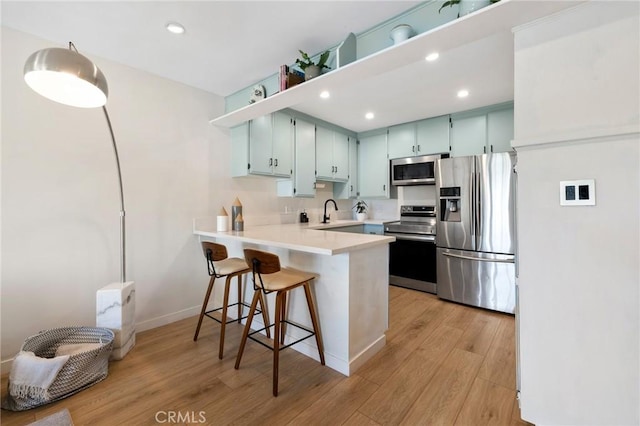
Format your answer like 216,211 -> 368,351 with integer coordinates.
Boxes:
217,207 -> 229,232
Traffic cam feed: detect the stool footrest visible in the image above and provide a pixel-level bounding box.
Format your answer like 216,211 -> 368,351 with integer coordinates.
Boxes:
204,302 -> 260,325
247,320 -> 316,352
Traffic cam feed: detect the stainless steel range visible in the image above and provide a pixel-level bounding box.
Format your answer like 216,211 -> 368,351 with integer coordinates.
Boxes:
384,205 -> 437,294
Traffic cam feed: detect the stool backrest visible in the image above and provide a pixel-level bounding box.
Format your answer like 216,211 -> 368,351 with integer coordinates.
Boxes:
202,242 -> 228,276
244,249 -> 281,292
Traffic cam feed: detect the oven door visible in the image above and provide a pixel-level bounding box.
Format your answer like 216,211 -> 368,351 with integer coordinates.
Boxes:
386,233 -> 437,294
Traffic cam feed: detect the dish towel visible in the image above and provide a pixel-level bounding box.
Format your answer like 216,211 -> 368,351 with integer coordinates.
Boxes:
9,351 -> 70,401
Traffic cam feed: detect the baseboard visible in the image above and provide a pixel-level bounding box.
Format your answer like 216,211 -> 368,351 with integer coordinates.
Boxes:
135,305 -> 200,333
348,335 -> 387,374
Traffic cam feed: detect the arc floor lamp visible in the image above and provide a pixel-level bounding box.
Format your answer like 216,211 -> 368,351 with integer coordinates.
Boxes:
24,42 -> 126,282
24,42 -> 135,359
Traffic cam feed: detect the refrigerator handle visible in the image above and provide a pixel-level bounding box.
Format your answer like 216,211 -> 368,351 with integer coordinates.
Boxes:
470,167 -> 476,243
442,251 -> 515,263
476,171 -> 482,242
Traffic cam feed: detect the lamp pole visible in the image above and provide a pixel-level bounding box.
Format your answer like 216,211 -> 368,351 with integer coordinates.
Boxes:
102,106 -> 126,283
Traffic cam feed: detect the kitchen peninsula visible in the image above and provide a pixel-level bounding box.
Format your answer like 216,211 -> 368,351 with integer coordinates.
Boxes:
193,219 -> 395,376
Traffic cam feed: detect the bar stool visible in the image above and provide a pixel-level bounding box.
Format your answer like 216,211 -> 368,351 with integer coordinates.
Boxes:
193,242 -> 269,359
235,248 -> 325,396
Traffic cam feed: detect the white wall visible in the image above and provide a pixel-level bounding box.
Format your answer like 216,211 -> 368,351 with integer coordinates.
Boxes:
0,27 -> 217,367
513,2 -> 639,424
0,27 -> 354,370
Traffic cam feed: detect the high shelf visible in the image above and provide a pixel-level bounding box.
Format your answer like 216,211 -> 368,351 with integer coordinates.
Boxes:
210,0 -> 584,133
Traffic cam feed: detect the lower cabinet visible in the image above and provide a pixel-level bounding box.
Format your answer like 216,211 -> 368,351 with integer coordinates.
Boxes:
358,132 -> 389,199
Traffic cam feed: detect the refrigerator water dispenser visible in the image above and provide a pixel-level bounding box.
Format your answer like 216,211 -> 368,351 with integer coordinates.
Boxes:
440,187 -> 461,222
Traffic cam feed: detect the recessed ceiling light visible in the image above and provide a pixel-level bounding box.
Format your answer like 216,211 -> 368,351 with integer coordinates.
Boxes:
425,52 -> 439,62
166,22 -> 185,35
365,112 -> 375,120
320,91 -> 330,99
457,89 -> 469,98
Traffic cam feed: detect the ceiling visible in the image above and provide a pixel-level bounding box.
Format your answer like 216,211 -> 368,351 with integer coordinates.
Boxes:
1,1 -> 421,97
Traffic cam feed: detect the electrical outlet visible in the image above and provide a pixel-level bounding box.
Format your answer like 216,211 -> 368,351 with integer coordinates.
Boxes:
560,179 -> 595,206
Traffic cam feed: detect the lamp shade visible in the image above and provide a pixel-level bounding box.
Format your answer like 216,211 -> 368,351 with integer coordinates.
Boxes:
24,47 -> 108,108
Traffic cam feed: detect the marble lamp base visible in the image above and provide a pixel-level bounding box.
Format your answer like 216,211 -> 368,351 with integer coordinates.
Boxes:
96,281 -> 136,360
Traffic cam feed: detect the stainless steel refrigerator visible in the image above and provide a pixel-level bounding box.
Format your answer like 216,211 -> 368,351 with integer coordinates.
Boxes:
435,152 -> 516,314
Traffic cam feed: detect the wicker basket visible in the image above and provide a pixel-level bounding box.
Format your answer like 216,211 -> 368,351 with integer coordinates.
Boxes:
2,326 -> 114,411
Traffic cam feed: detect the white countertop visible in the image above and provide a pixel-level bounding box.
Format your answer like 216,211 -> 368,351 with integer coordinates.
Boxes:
193,220 -> 395,255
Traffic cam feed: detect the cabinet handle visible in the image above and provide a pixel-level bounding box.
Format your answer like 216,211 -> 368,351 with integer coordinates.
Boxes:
274,158 -> 278,167
483,146 -> 486,154
335,166 -> 338,173
412,146 -> 415,152
491,144 -> 494,153
417,145 -> 420,152
383,184 -> 386,191
350,185 -> 353,192
269,158 -> 273,166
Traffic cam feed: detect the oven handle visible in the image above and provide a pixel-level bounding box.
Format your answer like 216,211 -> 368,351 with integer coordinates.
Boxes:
385,233 -> 435,243
442,251 -> 514,263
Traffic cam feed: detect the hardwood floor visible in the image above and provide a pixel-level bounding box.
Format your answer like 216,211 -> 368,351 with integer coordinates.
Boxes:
1,286 -> 531,425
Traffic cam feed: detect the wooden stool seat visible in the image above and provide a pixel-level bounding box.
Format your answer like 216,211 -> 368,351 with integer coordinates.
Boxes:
211,257 -> 250,276
235,248 -> 325,396
257,268 -> 317,291
194,242 -> 269,360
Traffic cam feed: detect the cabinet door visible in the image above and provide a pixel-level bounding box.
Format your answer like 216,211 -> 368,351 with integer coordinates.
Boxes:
333,131 -> 350,181
358,133 -> 389,198
315,126 -> 334,180
348,137 -> 358,198
416,115 -> 450,155
487,108 -> 514,153
333,136 -> 358,199
230,123 -> 249,177
249,114 -> 273,175
272,112 -> 293,177
294,119 -> 316,197
450,115 -> 487,157
387,122 -> 416,159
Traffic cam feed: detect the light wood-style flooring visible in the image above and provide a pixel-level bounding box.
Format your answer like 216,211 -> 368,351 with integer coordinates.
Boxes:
1,286 -> 530,425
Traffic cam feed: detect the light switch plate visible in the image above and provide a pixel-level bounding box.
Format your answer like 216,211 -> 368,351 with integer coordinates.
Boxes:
560,179 -> 595,206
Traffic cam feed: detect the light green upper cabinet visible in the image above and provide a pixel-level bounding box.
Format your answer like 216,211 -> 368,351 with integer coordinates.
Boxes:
487,108 -> 514,153
248,112 -> 293,177
316,126 -> 349,182
315,126 -> 333,179
388,116 -> 449,158
450,104 -> 514,157
231,122 -> 249,177
416,115 -> 450,155
387,122 -> 417,159
333,132 -> 349,181
334,136 -> 358,199
450,114 -> 487,157
271,112 -> 294,177
249,114 -> 274,175
293,118 -> 316,197
358,132 -> 389,199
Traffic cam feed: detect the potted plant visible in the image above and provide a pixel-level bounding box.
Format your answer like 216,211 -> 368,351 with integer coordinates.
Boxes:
439,0 -> 499,17
353,200 -> 368,222
296,50 -> 330,81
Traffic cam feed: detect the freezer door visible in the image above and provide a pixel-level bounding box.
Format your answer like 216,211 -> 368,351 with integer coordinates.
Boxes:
436,156 -> 475,251
436,248 -> 516,314
476,152 -> 517,254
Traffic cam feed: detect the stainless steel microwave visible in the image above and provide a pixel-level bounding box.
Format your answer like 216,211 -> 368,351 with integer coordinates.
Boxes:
391,154 -> 449,186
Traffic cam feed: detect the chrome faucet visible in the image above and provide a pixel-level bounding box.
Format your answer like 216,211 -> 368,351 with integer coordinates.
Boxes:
322,199 -> 338,224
